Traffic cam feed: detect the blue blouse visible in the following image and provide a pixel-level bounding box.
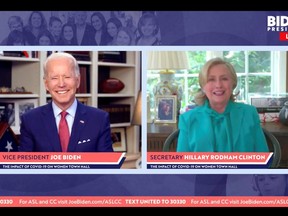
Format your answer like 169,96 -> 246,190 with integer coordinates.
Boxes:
177,100 -> 269,152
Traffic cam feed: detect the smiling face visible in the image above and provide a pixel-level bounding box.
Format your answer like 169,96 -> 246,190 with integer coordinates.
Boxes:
63,25 -> 74,41
115,29 -> 131,45
74,11 -> 87,26
30,12 -> 42,28
9,17 -> 23,32
39,35 -> 51,45
107,22 -> 118,37
91,15 -> 103,31
50,20 -> 62,37
44,57 -> 80,110
256,175 -> 287,196
203,63 -> 234,112
141,18 -> 156,36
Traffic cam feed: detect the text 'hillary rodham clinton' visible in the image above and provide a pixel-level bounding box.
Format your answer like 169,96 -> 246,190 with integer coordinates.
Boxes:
149,154 -> 266,160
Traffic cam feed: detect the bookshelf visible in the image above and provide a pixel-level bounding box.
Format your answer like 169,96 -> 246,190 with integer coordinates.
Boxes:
0,51 -> 141,168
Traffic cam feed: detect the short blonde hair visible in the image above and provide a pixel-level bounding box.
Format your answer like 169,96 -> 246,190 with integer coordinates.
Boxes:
194,57 -> 238,105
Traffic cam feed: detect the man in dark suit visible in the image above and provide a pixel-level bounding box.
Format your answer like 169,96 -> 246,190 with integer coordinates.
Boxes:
19,52 -> 113,152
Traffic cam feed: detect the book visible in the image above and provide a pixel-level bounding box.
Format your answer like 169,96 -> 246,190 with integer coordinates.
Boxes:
3,51 -> 23,57
76,66 -> 89,94
98,51 -> 126,63
65,51 -> 90,61
0,61 -> 12,88
98,104 -> 130,124
256,107 -> 282,113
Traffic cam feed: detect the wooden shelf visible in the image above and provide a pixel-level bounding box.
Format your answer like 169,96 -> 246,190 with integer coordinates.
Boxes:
0,57 -> 39,62
98,62 -> 135,67
0,51 -> 141,168
0,94 -> 38,98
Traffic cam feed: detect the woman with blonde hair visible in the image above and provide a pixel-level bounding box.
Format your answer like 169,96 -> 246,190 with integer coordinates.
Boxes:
177,57 -> 269,152
252,174 -> 288,196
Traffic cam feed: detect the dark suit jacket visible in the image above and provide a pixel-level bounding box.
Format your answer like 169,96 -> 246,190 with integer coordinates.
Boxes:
74,23 -> 96,45
19,101 -> 113,152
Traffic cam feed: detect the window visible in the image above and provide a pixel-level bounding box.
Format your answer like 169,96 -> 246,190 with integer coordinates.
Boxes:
147,51 -> 286,120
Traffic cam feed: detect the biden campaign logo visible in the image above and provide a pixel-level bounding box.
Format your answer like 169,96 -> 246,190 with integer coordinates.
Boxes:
267,16 -> 288,41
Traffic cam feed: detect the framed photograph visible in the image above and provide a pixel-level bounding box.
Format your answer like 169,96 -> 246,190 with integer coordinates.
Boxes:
0,101 -> 16,127
0,99 -> 38,134
154,95 -> 177,124
111,128 -> 127,152
17,99 -> 38,125
250,95 -> 288,108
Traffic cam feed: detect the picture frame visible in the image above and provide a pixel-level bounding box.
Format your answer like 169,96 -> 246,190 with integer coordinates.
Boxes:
18,99 -> 38,123
154,95 -> 177,124
111,128 -> 127,152
250,97 -> 288,108
0,99 -> 38,134
0,101 -> 16,127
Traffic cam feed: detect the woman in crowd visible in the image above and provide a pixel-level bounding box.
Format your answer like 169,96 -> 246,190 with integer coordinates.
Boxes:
114,26 -> 135,45
106,17 -> 122,45
57,23 -> 77,45
136,13 -> 160,45
90,12 -> 111,45
253,174 -> 288,196
24,11 -> 48,44
36,30 -> 54,45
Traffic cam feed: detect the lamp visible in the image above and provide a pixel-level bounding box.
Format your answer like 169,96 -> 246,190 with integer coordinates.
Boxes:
147,51 -> 189,120
132,90 -> 142,125
147,51 -> 189,72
